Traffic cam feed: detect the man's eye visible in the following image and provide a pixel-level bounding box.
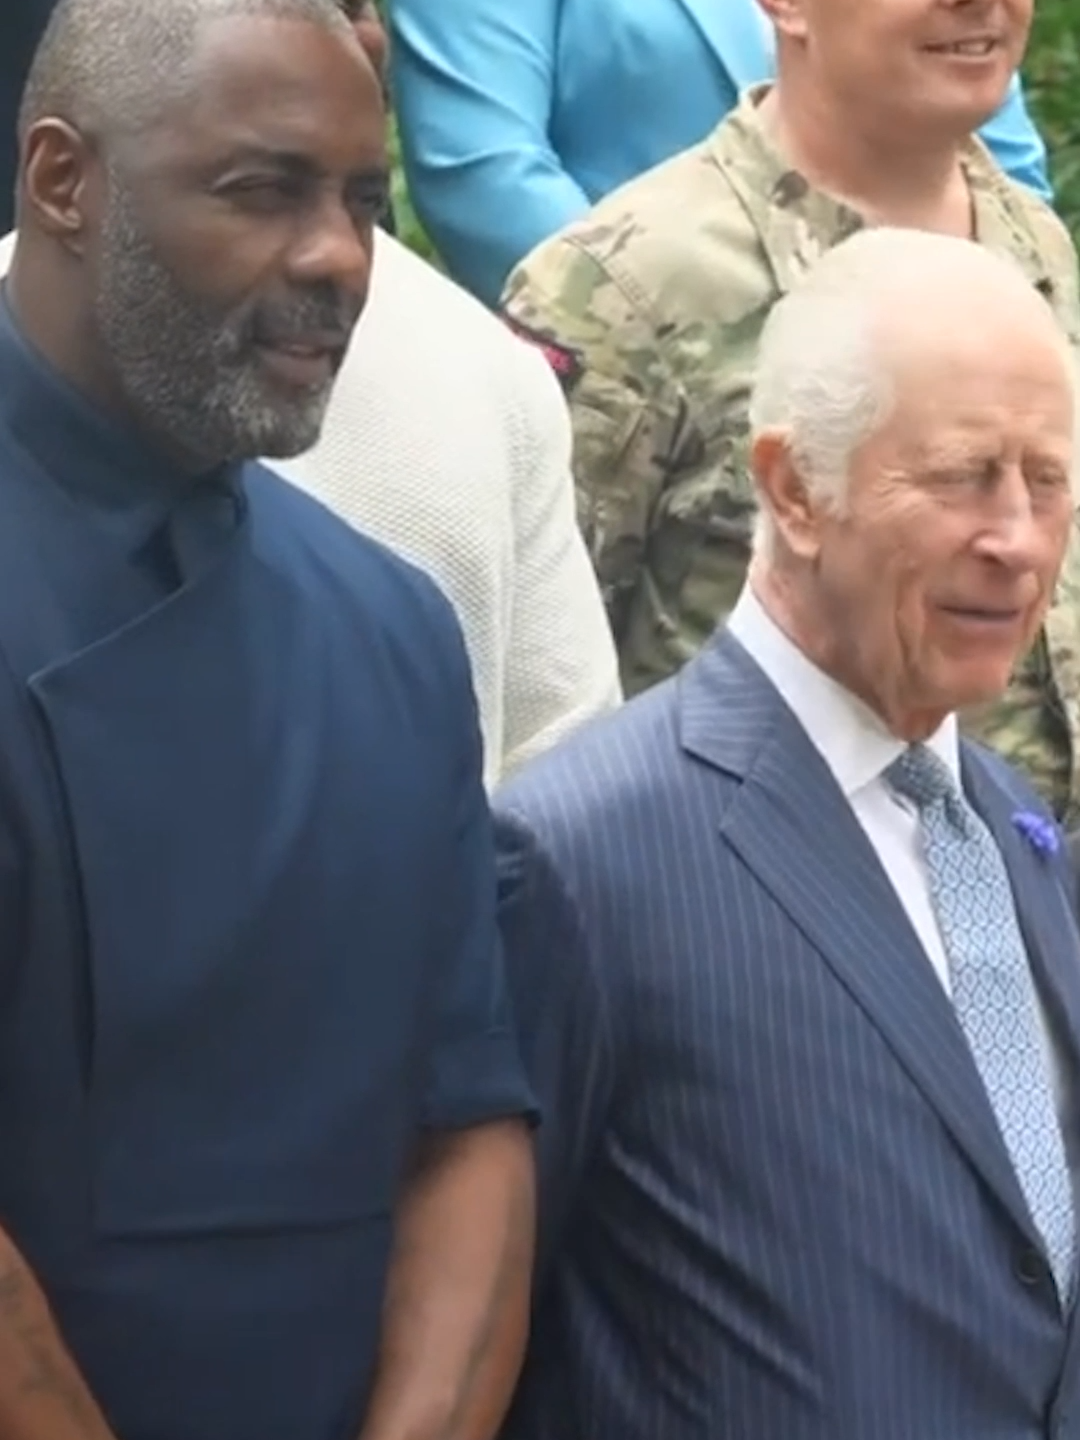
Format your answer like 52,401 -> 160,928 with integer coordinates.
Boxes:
345,184 -> 390,223
1030,469 -> 1069,492
929,470 -> 978,487
227,176 -> 305,207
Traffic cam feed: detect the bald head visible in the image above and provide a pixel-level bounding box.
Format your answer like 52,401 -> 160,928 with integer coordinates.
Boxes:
750,227 -> 1077,513
19,0 -> 356,147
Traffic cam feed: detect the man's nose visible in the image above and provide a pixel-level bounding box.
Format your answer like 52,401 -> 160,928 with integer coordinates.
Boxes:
971,469 -> 1050,568
284,195 -> 372,302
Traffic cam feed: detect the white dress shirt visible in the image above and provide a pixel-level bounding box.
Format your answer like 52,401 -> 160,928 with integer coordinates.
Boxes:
727,587 -> 1079,1184
729,586 -> 959,989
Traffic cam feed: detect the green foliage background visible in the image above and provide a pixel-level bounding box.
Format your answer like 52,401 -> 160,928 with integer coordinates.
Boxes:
389,7 -> 1080,257
1026,0 -> 1080,244
388,121 -> 433,263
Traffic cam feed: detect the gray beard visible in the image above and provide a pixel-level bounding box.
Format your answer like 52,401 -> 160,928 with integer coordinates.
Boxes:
94,186 -> 353,467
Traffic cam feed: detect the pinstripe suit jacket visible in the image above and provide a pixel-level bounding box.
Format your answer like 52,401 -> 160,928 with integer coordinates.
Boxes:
495,629 -> 1080,1439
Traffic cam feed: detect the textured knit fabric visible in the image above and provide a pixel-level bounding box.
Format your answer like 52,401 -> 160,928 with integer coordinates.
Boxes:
887,744 -> 1076,1303
274,231 -> 621,789
0,229 -> 622,791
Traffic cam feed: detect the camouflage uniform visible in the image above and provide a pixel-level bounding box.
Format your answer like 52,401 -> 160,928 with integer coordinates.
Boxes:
502,85 -> 1080,823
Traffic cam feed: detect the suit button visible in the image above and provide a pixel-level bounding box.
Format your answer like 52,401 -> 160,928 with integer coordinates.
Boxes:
1014,1246 -> 1045,1286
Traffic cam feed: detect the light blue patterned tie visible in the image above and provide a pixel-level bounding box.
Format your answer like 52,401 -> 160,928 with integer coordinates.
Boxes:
887,744 -> 1076,1302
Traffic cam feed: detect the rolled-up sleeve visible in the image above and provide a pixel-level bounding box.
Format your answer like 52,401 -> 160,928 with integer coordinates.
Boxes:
420,588 -> 539,1131
501,336 -> 621,780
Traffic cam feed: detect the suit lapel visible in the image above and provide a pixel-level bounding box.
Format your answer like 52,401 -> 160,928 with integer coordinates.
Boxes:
962,748 -> 1080,1077
670,0 -> 775,93
679,634 -> 1038,1246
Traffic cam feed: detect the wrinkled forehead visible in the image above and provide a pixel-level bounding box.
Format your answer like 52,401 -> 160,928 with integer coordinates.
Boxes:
877,335 -> 1076,473
131,13 -> 384,175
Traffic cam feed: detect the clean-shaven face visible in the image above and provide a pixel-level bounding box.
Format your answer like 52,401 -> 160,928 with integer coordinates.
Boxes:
792,0 -> 1031,140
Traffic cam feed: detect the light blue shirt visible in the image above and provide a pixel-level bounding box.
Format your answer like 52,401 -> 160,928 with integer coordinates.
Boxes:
391,0 -> 1052,305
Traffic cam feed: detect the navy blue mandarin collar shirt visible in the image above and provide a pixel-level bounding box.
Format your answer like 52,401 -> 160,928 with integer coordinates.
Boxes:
0,277 -> 537,1440
0,288 -> 244,673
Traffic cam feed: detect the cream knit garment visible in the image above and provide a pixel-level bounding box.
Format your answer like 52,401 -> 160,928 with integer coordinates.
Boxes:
277,232 -> 620,787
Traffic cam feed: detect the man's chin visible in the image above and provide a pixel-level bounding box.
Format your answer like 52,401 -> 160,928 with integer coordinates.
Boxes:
258,427 -> 325,460
952,671 -> 1020,722
253,408 -> 330,459
232,384 -> 333,461
162,408 -> 327,468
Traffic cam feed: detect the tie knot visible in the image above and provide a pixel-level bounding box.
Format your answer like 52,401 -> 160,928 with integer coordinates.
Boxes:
885,744 -> 956,812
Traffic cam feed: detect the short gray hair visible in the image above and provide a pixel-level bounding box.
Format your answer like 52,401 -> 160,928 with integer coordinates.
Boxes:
19,0 -> 353,144
748,227 -> 1078,555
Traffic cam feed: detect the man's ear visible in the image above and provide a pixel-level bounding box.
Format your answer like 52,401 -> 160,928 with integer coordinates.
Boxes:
20,118 -> 96,256
756,0 -> 810,42
751,431 -> 823,560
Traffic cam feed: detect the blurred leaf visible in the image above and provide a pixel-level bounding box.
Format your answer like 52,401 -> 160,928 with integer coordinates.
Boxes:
1024,0 -> 1080,243
387,117 -> 437,261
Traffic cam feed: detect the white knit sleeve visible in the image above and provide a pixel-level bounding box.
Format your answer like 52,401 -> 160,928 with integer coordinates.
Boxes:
499,336 -> 622,781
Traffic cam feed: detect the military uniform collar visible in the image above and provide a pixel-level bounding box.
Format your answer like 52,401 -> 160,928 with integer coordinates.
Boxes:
705,85 -> 1058,307
705,84 -> 863,296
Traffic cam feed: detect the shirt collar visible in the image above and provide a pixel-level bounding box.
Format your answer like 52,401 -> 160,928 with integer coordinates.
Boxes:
727,586 -> 959,798
0,285 -> 239,514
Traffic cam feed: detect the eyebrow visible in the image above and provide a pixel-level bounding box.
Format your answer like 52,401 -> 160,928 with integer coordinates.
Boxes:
217,147 -> 389,185
923,452 -> 1070,483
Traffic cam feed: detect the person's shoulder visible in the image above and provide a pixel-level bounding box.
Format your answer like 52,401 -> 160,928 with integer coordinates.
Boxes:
1006,181 -> 1080,318
371,228 -> 508,341
970,144 -> 1076,252
495,678 -> 684,843
503,134 -> 765,337
966,142 -> 1080,328
367,228 -> 562,405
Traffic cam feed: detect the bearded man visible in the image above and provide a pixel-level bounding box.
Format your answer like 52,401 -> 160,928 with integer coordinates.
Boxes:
0,2 -> 536,1439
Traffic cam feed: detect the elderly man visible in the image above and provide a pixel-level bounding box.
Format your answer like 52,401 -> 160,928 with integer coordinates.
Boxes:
502,0 -> 1080,824
497,229 -> 1080,1438
0,3 -> 536,1440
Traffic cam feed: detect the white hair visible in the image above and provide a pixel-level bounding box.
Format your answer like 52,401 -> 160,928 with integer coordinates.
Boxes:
748,227 -> 1079,558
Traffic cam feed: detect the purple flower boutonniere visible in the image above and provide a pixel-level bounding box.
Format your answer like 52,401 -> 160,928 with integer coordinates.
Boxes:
1012,810 -> 1061,858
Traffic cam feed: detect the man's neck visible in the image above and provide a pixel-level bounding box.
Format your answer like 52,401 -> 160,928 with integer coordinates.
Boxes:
749,567 -> 948,744
758,83 -> 974,237
6,259 -> 223,478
